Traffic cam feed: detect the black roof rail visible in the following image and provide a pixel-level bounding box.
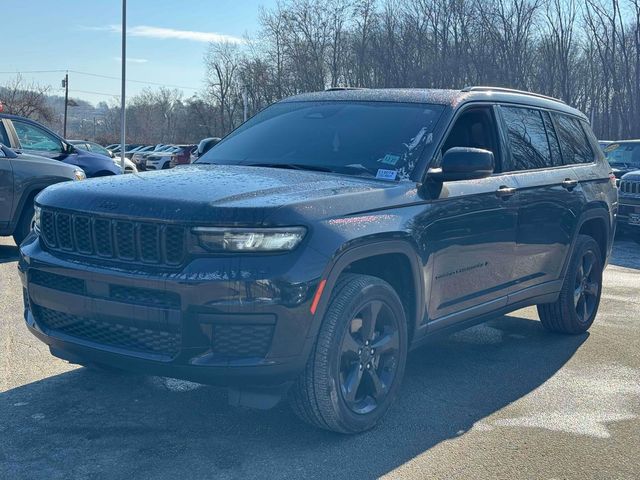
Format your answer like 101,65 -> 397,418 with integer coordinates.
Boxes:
461,86 -> 566,104
324,86 -> 367,91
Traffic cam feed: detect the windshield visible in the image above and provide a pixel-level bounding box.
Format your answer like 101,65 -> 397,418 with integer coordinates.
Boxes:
197,101 -> 444,179
604,142 -> 640,168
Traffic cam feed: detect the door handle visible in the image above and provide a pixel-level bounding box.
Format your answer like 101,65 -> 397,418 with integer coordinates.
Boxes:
561,178 -> 578,190
495,186 -> 516,198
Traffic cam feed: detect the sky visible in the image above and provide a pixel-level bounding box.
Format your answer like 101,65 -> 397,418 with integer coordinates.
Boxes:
1,0 -> 276,105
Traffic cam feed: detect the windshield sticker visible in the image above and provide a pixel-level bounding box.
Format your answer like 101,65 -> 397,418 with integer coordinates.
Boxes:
604,143 -> 619,152
380,154 -> 400,166
376,169 -> 398,181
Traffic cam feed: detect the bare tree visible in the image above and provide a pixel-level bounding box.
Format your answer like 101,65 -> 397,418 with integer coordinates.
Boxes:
0,74 -> 53,121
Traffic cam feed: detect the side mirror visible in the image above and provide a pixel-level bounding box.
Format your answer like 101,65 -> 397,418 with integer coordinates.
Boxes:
429,147 -> 494,182
63,143 -> 75,154
0,144 -> 18,158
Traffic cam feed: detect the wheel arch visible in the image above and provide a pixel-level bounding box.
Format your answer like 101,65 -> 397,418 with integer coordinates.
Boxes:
564,204 -> 612,276
9,183 -> 48,233
311,239 -> 425,345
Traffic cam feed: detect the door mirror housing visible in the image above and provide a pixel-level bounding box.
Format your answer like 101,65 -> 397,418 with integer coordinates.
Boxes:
429,147 -> 494,182
0,144 -> 18,158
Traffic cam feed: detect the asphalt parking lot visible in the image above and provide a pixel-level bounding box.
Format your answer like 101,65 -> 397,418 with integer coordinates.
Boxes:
1,235 -> 639,480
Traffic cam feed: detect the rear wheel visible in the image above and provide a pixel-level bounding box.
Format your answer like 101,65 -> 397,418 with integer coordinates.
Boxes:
290,274 -> 407,433
537,235 -> 603,334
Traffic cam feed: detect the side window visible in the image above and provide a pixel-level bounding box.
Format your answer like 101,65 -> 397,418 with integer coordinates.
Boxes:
541,111 -> 563,166
0,123 -> 10,146
13,121 -> 63,153
552,113 -> 594,164
440,107 -> 500,168
501,106 -> 554,171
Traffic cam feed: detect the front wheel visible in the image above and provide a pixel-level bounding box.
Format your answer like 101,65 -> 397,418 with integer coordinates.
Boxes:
290,274 -> 408,433
537,235 -> 603,334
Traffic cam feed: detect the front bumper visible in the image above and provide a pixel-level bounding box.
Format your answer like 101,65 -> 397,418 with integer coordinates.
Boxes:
19,235 -> 328,388
618,196 -> 640,229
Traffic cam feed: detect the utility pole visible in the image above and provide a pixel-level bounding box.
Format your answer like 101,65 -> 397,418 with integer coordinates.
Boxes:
119,0 -> 127,171
62,72 -> 69,138
242,88 -> 248,122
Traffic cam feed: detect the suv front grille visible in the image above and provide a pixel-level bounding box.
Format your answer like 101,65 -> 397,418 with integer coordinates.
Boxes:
40,209 -> 186,267
620,180 -> 640,195
33,305 -> 181,357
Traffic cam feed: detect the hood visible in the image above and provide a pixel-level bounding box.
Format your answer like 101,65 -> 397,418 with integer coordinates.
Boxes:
17,152 -> 77,173
610,165 -> 639,179
67,148 -> 120,176
36,164 -> 413,225
621,170 -> 640,182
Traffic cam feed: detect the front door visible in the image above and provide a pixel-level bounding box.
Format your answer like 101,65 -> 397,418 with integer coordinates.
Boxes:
418,105 -> 519,327
10,119 -> 66,161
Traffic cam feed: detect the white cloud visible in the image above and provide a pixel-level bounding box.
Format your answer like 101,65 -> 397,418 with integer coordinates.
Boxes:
83,24 -> 244,44
113,57 -> 149,64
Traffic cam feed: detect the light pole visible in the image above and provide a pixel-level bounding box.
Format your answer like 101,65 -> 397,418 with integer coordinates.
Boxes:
62,72 -> 69,138
119,0 -> 127,171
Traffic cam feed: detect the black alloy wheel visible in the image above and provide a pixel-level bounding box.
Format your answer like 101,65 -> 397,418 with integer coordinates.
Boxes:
339,299 -> 401,415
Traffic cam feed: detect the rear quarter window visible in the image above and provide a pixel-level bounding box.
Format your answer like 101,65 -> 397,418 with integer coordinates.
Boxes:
552,113 -> 594,164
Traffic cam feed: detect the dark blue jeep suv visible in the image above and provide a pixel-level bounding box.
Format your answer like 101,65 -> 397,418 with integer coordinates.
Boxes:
19,87 -> 617,433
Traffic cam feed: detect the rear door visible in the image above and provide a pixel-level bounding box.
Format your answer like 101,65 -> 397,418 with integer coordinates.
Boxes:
497,105 -> 582,299
0,123 -> 15,226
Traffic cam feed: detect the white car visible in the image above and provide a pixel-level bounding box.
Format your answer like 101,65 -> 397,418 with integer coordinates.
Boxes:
145,147 -> 181,170
113,156 -> 138,174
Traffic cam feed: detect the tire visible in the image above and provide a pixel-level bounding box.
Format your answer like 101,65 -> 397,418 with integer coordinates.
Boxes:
290,274 -> 408,433
537,235 -> 603,334
12,201 -> 35,246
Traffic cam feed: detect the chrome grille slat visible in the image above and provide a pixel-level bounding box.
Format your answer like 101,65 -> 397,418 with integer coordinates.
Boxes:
39,209 -> 186,267
620,180 -> 640,195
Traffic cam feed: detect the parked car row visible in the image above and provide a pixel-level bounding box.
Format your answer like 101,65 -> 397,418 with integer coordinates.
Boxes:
125,143 -> 197,171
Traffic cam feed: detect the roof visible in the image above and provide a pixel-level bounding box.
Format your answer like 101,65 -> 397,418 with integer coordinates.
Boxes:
281,87 -> 587,120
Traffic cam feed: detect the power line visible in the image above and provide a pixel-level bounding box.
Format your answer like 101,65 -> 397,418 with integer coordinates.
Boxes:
69,70 -> 201,91
0,69 -> 201,91
0,69 -> 67,74
69,88 -> 119,97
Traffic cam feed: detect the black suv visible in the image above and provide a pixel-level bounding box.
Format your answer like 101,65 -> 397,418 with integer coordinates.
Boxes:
605,141 -> 640,239
19,87 -> 617,433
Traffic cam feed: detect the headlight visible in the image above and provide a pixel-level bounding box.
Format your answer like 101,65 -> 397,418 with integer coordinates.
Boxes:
73,169 -> 86,181
33,205 -> 41,233
193,227 -> 306,252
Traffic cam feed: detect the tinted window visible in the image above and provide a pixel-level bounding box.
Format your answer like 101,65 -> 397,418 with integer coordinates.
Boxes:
553,114 -> 593,164
199,101 -> 444,180
0,123 -> 9,146
13,121 -> 62,152
501,106 -> 553,171
541,111 -> 562,166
